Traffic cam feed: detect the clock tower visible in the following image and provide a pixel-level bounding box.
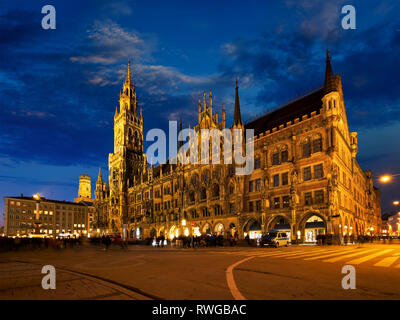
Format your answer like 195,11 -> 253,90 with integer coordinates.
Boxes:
108,60 -> 146,232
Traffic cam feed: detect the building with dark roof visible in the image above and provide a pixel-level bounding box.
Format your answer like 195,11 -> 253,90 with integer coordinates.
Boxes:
91,52 -> 381,243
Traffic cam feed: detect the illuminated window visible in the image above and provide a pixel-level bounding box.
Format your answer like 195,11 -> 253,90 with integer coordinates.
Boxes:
273,197 -> 280,209
282,196 -> 290,208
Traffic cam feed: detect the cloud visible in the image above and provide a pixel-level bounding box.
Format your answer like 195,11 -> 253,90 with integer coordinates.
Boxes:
70,20 -> 156,65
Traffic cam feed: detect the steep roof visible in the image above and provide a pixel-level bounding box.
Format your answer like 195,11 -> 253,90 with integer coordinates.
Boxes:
245,88 -> 324,136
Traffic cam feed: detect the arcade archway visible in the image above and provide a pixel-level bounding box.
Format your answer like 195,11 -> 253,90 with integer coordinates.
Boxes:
298,213 -> 327,243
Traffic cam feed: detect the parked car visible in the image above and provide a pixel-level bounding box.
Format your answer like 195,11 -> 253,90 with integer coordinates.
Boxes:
259,231 -> 289,248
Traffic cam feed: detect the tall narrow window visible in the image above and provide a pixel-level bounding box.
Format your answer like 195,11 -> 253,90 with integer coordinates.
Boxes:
302,142 -> 311,157
272,152 -> 280,165
273,197 -> 280,209
303,167 -> 312,181
313,138 -> 322,153
281,150 -> 288,162
314,190 -> 324,204
314,164 -> 323,179
305,192 -> 313,205
273,174 -> 280,187
281,172 -> 288,185
249,181 -> 254,192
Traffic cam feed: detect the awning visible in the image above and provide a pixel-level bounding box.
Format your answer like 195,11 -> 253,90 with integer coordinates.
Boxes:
305,222 -> 326,229
274,223 -> 291,230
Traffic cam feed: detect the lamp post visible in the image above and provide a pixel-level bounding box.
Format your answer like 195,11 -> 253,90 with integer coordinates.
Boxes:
33,193 -> 42,236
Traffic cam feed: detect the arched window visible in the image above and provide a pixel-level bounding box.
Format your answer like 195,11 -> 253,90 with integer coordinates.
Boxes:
212,183 -> 219,198
202,170 -> 209,183
189,191 -> 195,203
228,183 -> 234,195
200,187 -> 207,200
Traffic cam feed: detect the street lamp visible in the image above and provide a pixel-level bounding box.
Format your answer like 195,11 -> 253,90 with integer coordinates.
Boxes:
32,193 -> 42,237
393,201 -> 400,206
379,173 -> 400,183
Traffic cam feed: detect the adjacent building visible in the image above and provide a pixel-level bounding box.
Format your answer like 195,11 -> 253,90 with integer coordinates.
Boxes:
3,195 -> 91,237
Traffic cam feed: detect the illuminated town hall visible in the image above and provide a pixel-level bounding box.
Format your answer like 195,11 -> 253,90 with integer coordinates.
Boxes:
93,52 -> 382,243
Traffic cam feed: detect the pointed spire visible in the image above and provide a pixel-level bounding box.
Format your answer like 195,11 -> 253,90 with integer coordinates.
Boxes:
234,78 -> 242,126
126,59 -> 132,83
115,106 -> 118,117
178,117 -> 183,149
203,92 -> 207,112
209,90 -> 212,115
324,50 -> 337,94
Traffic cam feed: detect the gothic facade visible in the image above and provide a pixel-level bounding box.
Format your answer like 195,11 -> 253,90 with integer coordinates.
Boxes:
93,52 -> 382,243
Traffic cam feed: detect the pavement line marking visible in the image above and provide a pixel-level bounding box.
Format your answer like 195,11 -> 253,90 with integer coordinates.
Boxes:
226,256 -> 255,300
256,251 -> 308,258
284,249 -> 343,259
323,249 -> 378,263
373,256 -> 400,267
304,248 -> 366,261
347,249 -> 395,265
261,249 -> 329,258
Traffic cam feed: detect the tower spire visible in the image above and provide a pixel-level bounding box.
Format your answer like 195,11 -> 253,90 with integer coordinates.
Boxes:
233,78 -> 242,126
324,50 -> 337,94
98,167 -> 103,181
126,59 -> 132,83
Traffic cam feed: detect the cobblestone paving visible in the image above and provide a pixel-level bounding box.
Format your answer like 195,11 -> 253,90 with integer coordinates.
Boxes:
0,261 -> 141,300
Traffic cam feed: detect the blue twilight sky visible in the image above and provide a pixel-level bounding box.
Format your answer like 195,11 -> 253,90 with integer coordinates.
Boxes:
1,0 -> 400,225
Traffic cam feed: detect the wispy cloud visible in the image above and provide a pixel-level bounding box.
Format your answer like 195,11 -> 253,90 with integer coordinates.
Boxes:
70,20 -> 156,65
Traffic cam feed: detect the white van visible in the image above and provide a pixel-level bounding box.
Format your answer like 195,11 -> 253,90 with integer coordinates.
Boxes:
260,231 -> 289,248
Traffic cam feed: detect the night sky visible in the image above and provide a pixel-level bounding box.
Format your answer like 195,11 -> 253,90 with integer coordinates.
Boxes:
1,0 -> 400,226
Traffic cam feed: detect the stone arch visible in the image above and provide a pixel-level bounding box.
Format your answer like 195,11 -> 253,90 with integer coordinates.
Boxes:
168,225 -> 178,240
158,226 -> 165,237
202,223 -> 211,235
297,211 -> 327,243
213,222 -> 225,235
266,215 -> 291,232
150,228 -> 157,238
243,217 -> 263,239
